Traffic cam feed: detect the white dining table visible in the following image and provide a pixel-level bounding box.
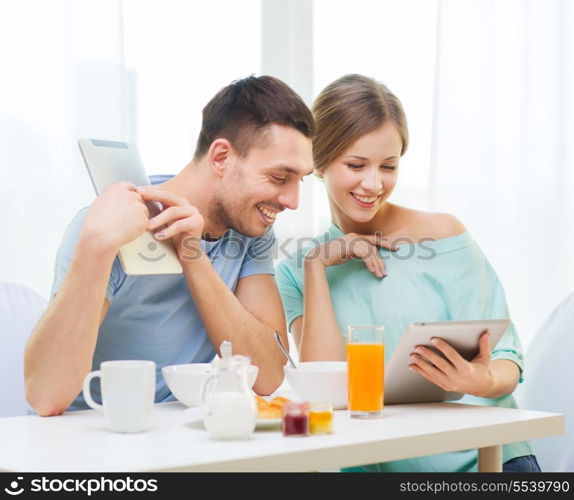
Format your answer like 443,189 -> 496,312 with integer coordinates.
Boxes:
0,399 -> 563,473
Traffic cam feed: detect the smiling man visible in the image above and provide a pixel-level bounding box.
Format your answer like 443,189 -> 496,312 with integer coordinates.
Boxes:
25,76 -> 315,415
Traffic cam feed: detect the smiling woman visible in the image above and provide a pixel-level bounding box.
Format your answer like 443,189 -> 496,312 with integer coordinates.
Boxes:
275,73 -> 539,473
323,122 -> 402,228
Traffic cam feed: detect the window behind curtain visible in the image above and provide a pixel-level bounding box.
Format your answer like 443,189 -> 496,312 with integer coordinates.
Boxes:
313,0 -> 438,230
122,0 -> 261,173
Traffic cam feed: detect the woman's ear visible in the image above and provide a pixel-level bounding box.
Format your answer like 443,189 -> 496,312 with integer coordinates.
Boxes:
207,138 -> 233,178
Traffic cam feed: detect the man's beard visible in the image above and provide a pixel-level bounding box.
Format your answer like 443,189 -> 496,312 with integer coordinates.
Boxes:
207,195 -> 262,238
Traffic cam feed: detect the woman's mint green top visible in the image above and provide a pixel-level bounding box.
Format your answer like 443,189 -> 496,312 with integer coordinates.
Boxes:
275,223 -> 532,472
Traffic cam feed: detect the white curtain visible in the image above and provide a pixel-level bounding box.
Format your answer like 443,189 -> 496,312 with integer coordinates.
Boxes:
0,0 -> 126,298
432,0 -> 574,346
122,0 -> 261,174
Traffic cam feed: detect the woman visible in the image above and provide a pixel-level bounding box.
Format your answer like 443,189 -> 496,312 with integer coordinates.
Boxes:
276,74 -> 540,472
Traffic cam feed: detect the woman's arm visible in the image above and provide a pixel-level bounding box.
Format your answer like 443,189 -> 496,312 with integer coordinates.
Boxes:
483,359 -> 520,398
297,233 -> 395,361
408,212 -> 524,399
297,259 -> 346,361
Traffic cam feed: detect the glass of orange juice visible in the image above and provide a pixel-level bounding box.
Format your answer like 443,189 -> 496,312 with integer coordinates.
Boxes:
347,325 -> 385,419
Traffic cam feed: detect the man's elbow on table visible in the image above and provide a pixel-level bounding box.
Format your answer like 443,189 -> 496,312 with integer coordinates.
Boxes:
27,398 -> 67,417
252,367 -> 285,396
26,381 -> 69,417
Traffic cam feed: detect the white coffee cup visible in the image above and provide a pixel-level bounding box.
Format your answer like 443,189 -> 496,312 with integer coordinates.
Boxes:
83,360 -> 156,433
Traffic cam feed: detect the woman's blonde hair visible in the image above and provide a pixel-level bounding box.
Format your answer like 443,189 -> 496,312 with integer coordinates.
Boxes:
312,74 -> 409,176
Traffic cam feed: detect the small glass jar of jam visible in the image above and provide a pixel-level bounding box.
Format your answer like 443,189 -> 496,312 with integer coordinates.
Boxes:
309,401 -> 333,435
282,402 -> 309,437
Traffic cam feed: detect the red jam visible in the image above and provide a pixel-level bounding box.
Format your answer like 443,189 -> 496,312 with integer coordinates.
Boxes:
282,402 -> 309,437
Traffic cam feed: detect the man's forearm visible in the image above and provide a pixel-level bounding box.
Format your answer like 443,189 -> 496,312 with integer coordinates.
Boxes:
24,237 -> 116,416
180,249 -> 284,394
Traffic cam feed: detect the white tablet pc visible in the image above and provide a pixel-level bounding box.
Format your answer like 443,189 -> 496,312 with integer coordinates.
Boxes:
384,319 -> 511,405
78,138 -> 183,275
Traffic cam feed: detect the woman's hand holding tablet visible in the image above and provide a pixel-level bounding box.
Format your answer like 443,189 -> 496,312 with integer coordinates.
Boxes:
384,319 -> 510,404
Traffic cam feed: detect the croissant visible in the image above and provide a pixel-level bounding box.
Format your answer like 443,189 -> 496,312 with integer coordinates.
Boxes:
255,395 -> 291,419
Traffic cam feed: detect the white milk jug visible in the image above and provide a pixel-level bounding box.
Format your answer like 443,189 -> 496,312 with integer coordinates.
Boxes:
201,354 -> 256,440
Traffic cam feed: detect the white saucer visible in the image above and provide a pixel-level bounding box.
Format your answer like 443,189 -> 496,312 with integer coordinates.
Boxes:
255,418 -> 281,430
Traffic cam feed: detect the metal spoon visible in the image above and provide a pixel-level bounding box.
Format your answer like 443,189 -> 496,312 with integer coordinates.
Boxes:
273,331 -> 297,369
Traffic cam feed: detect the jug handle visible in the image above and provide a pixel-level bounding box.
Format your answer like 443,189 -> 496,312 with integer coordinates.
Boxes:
200,374 -> 217,409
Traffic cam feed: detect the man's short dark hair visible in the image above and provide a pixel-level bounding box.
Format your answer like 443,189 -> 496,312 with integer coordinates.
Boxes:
193,75 -> 315,160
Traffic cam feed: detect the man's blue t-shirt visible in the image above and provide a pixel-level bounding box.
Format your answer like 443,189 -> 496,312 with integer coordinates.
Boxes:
51,175 -> 275,411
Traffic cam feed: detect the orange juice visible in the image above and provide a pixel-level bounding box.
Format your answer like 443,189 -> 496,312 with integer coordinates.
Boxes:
347,343 -> 385,414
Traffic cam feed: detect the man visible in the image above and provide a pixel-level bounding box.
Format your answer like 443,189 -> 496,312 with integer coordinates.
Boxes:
25,76 -> 315,416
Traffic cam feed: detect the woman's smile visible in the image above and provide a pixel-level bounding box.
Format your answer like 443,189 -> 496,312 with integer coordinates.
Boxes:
349,192 -> 382,209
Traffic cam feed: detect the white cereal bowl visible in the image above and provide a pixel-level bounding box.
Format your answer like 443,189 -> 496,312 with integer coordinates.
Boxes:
284,361 -> 348,410
162,363 -> 258,407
